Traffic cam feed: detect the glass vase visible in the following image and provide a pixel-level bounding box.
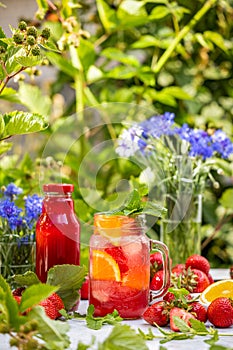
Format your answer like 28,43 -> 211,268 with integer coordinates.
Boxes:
160,194 -> 202,266
0,235 -> 35,287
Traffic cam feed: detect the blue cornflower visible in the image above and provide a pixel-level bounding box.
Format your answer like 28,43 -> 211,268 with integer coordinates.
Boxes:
0,199 -> 22,230
24,194 -> 42,228
116,126 -> 147,157
3,183 -> 23,198
211,129 -> 233,159
139,112 -> 175,138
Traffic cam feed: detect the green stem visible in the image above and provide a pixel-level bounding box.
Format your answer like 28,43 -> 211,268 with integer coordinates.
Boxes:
153,0 -> 218,73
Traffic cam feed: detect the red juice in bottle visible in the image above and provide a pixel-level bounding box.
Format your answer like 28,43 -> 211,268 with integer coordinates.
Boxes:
36,183 -> 80,283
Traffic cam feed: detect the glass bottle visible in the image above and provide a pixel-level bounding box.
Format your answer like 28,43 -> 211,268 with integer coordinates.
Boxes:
89,213 -> 170,319
36,183 -> 80,282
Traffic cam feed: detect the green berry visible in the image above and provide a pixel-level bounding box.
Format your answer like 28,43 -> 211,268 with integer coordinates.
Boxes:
18,21 -> 27,31
13,32 -> 24,44
31,45 -> 40,56
27,35 -> 36,46
41,28 -> 50,40
27,26 -> 38,38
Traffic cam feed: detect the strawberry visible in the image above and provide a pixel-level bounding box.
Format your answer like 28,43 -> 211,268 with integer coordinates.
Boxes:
163,291 -> 175,303
150,270 -> 164,291
81,276 -> 89,300
189,302 -> 207,323
170,307 -> 195,332
39,299 -> 57,320
207,272 -> 214,284
47,293 -> 65,318
13,295 -> 22,305
142,300 -> 169,326
12,287 -> 25,296
171,264 -> 185,276
105,246 -> 128,274
207,297 -> 233,328
185,254 -> 210,276
150,252 -> 163,278
230,266 -> 233,279
190,268 -> 210,293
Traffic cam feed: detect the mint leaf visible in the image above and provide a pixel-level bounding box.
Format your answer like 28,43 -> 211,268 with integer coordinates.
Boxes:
14,270 -> 40,286
189,318 -> 208,333
86,304 -> 122,330
138,328 -> 156,340
28,306 -> 70,349
172,316 -> 191,333
204,329 -> 219,345
46,264 -> 87,310
99,324 -> 149,350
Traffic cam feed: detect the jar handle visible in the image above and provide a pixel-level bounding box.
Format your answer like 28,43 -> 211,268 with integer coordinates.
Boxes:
149,240 -> 171,302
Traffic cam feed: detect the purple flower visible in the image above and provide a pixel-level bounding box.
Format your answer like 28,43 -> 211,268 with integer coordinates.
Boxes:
3,183 -> 23,198
0,199 -> 22,230
211,129 -> 233,159
24,194 -> 42,228
139,112 -> 175,138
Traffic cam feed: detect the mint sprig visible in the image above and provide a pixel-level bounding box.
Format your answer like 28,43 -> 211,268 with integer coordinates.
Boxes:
85,304 -> 122,330
106,189 -> 167,217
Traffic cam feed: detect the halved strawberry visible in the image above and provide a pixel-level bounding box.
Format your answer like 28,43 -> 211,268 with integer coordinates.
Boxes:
170,307 -> 195,332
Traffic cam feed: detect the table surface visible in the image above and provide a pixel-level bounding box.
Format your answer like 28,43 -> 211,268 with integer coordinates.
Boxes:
1,269 -> 233,350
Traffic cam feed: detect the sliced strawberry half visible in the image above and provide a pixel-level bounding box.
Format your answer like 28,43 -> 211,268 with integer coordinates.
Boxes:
170,307 -> 195,332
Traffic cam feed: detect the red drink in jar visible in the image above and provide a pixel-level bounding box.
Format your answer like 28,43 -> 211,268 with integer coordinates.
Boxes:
89,213 -> 170,319
36,183 -> 80,282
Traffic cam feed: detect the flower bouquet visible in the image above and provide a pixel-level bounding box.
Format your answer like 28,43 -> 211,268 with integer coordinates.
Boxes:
116,113 -> 233,264
0,183 -> 42,284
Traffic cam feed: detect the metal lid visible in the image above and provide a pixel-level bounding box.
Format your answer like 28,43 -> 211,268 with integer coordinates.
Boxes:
43,183 -> 74,193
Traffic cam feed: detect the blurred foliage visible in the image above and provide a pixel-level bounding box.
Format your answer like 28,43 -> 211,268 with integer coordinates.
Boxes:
0,0 -> 232,267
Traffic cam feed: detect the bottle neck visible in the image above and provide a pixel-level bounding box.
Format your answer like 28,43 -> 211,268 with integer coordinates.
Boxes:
42,191 -> 74,213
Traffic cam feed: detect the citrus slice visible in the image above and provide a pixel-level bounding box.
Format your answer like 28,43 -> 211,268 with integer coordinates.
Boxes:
200,279 -> 233,305
91,250 -> 121,281
94,214 -> 135,242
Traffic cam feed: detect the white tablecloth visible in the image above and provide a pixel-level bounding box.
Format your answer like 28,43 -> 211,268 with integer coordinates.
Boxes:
1,269 -> 233,350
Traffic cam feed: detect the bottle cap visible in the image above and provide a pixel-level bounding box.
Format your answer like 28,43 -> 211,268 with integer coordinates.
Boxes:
43,183 -> 74,193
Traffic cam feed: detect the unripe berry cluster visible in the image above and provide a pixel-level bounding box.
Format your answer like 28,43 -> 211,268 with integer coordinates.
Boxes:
12,21 -> 51,57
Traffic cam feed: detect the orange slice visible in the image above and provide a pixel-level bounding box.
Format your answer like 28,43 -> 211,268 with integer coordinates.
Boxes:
91,250 -> 121,281
94,214 -> 135,242
122,267 -> 150,290
200,279 -> 233,305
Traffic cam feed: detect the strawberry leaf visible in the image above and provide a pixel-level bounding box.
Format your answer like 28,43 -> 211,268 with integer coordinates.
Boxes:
19,283 -> 58,313
14,270 -> 40,286
28,306 -> 70,349
46,264 -> 87,310
189,318 -> 208,333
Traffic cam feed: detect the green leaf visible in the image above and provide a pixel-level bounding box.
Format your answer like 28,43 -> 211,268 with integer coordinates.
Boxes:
19,284 -> 58,313
0,140 -> 12,155
204,31 -> 227,52
100,324 -> 149,350
0,114 -> 5,138
45,51 -> 79,77
46,265 -> 87,310
0,87 -> 20,103
173,316 -> 191,332
28,306 -> 70,349
0,275 -> 23,330
189,318 -> 208,333
131,35 -> 167,49
78,38 -> 96,73
219,189 -> 233,210
3,111 -> 48,138
86,304 -> 122,330
14,271 -> 40,287
101,48 -> 140,67
161,86 -> 192,100
117,0 -> 149,29
18,82 -> 52,116
96,0 -> 118,33
149,5 -> 170,20
15,55 -> 44,67
106,65 -> 138,79
86,65 -> 104,83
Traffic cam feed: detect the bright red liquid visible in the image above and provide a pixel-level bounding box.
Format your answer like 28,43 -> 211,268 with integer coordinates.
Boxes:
36,196 -> 80,282
89,280 -> 149,318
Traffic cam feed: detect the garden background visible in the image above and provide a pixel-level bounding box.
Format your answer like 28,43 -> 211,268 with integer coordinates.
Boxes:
0,0 -> 233,268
